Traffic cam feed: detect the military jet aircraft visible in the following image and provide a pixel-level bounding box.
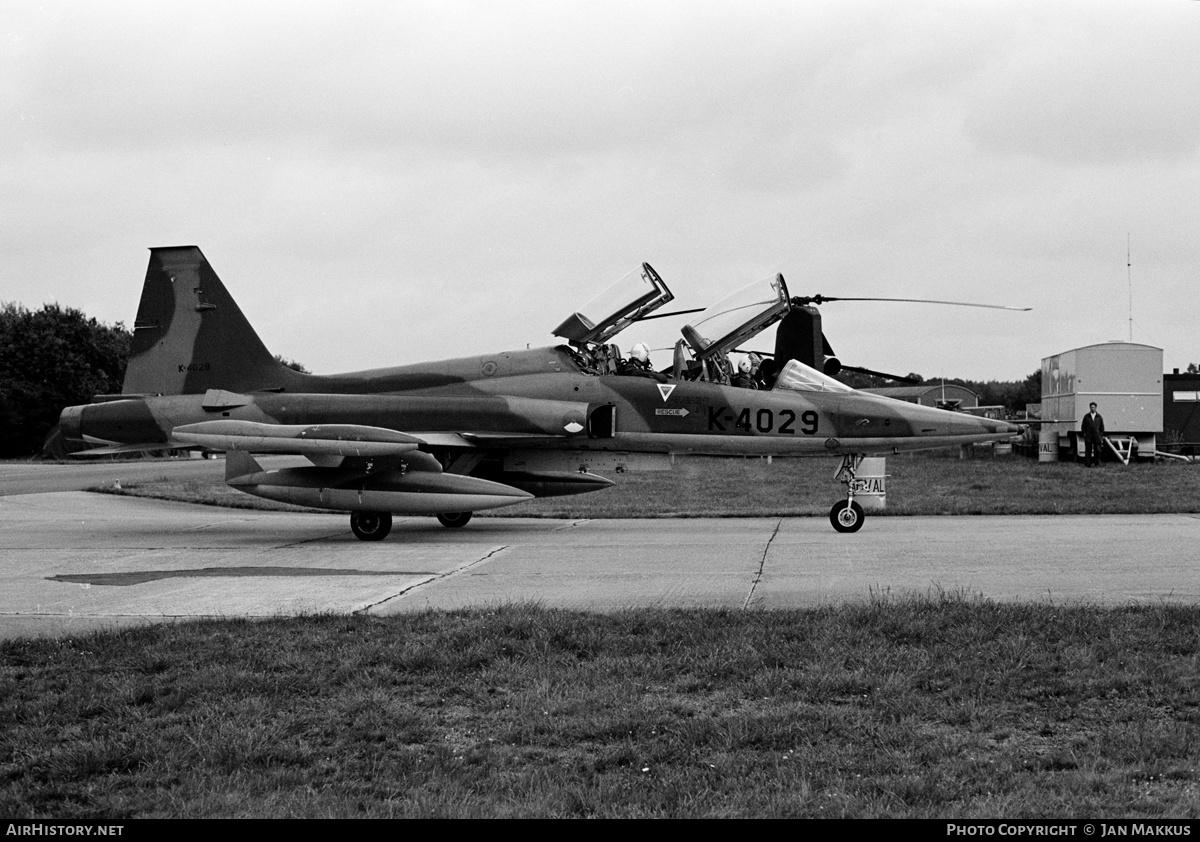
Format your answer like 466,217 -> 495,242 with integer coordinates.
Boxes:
58,246 -> 1021,539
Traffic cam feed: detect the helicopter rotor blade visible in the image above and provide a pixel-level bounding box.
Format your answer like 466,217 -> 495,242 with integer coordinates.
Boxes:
792,295 -> 1030,311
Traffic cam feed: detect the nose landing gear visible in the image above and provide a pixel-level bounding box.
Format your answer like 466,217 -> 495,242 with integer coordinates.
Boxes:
830,454 -> 867,533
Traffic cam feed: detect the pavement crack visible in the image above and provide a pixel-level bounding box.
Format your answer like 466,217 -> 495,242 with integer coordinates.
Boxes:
274,531 -> 348,548
358,545 -> 510,612
743,518 -> 782,611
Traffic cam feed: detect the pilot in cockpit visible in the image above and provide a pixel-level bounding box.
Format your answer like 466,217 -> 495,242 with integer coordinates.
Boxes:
731,356 -> 758,389
619,343 -> 670,382
754,357 -> 779,390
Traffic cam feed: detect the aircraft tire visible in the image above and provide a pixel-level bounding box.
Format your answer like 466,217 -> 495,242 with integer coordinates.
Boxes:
436,512 -> 473,528
351,511 -> 393,541
829,500 -> 864,534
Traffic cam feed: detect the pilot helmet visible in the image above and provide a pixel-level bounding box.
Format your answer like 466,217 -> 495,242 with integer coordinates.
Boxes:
738,357 -> 752,374
630,342 -> 649,363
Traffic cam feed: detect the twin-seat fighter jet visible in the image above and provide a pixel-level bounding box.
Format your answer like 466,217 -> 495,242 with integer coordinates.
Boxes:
58,247 -> 1020,539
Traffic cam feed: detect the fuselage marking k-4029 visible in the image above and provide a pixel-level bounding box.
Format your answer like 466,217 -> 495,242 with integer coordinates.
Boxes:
705,406 -> 818,435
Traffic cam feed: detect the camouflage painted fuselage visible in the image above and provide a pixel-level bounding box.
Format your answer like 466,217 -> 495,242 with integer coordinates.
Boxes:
67,343 -> 1016,459
58,246 -> 1020,523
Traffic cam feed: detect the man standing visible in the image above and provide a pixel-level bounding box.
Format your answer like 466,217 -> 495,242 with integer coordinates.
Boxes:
1081,401 -> 1105,467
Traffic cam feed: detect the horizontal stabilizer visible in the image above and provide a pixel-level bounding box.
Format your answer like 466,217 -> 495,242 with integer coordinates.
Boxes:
70,441 -> 178,457
173,420 -> 423,457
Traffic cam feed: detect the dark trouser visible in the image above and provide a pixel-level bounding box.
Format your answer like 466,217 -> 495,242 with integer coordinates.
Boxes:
1085,439 -> 1102,466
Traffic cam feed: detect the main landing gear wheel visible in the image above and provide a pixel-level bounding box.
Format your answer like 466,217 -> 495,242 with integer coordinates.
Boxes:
350,511 -> 392,541
829,500 -> 865,533
436,512 -> 473,528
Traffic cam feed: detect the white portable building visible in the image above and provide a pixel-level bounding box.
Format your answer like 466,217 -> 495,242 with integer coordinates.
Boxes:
1041,341 -> 1162,460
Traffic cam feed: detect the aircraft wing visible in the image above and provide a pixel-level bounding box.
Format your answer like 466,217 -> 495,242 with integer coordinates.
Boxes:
409,431 -> 582,448
405,432 -> 475,448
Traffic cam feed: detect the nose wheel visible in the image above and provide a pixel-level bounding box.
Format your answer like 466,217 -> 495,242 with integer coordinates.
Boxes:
350,511 -> 393,541
829,499 -> 865,533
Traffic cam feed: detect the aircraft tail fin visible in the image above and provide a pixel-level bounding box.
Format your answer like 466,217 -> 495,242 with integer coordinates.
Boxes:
123,246 -> 309,395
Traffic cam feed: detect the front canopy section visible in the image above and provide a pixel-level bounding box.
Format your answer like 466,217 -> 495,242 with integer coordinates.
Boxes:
553,263 -> 673,347
681,273 -> 790,362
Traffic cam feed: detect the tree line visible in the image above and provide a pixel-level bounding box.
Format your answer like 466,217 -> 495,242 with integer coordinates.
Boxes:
0,303 -> 131,458
0,303 -> 317,459
837,369 -> 1042,414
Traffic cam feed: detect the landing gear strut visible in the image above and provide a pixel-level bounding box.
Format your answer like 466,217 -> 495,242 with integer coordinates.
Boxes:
436,512 -> 473,528
350,511 -> 392,541
830,454 -> 866,533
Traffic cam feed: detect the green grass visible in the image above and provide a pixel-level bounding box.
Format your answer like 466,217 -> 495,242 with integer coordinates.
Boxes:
92,451 -> 1200,518
3,598 -> 1199,818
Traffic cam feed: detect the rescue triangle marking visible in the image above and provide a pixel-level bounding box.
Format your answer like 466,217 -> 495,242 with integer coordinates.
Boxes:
657,384 -> 676,402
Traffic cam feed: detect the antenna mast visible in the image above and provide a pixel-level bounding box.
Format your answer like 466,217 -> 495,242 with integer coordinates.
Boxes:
1127,233 -> 1133,342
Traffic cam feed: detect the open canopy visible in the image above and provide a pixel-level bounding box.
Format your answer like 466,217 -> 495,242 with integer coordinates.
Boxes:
552,263 -> 673,346
681,273 -> 790,362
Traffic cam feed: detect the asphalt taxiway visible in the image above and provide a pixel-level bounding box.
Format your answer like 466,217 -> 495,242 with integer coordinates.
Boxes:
1,490 -> 1196,639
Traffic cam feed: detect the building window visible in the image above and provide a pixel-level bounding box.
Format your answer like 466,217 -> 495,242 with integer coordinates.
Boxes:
1173,391 -> 1200,402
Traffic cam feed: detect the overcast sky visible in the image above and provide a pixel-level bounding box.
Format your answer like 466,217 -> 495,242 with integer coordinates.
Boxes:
4,0 -> 1198,381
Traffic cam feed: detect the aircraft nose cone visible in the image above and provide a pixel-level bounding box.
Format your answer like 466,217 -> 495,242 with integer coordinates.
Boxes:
988,419 -> 1023,438
953,415 -> 1021,439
